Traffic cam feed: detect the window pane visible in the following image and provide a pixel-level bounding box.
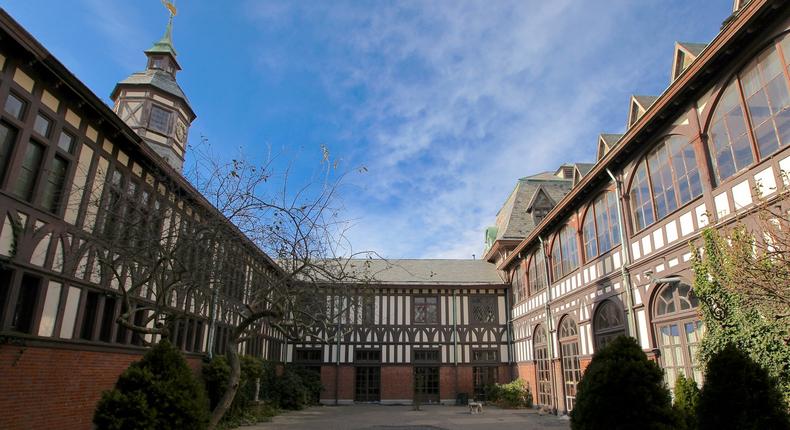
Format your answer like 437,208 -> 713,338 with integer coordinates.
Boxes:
57,131 -> 76,153
33,114 -> 51,138
4,93 -> 26,120
582,206 -> 598,260
630,163 -> 654,231
41,155 -> 68,213
0,123 -> 18,181
149,105 -> 171,134
12,141 -> 44,201
710,81 -> 753,183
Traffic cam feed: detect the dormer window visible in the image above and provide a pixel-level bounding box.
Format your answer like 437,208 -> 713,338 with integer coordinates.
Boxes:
149,105 -> 172,134
672,43 -> 706,82
628,96 -> 657,128
628,100 -> 642,128
152,58 -> 165,70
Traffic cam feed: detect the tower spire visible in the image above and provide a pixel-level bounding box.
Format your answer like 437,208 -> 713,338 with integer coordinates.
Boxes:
147,1 -> 177,56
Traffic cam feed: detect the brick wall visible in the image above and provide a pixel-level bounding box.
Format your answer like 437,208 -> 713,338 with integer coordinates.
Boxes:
380,366 -> 413,400
320,365 -> 355,402
0,343 -> 202,430
516,362 -> 537,397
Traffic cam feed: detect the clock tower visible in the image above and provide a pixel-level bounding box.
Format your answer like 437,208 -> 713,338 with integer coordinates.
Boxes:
110,10 -> 195,172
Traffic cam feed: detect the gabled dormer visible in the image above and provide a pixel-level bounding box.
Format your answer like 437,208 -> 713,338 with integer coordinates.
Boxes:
672,42 -> 707,81
572,163 -> 594,187
554,164 -> 575,179
732,0 -> 751,13
526,187 -> 556,226
627,95 -> 658,129
597,133 -> 623,161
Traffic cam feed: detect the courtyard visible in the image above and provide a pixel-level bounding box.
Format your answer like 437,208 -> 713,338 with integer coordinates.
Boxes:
249,404 -> 571,430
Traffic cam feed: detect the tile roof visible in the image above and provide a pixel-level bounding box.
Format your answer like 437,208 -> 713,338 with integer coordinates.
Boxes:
634,95 -> 659,109
345,259 -> 505,285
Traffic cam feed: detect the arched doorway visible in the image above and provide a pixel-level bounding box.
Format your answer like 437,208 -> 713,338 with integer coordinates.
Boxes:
559,317 -> 581,412
652,282 -> 704,391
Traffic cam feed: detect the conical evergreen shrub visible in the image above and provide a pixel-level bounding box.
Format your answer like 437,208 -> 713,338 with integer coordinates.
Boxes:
570,336 -> 676,430
93,339 -> 210,430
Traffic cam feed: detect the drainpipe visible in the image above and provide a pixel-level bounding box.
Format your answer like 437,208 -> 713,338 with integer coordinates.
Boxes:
452,289 -> 458,400
335,320 -> 341,405
504,291 -> 515,381
606,168 -> 638,340
537,236 -> 558,414
206,288 -> 219,359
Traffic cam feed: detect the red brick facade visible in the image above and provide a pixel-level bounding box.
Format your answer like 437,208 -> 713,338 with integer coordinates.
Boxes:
0,343 -> 203,430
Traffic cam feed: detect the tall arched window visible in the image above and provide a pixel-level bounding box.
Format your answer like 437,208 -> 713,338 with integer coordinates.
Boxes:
593,299 -> 626,349
551,224 -> 579,281
512,263 -> 526,303
533,325 -> 552,408
559,317 -> 581,413
652,282 -> 704,391
630,136 -> 702,231
582,192 -> 621,260
527,250 -> 547,295
709,35 -> 790,183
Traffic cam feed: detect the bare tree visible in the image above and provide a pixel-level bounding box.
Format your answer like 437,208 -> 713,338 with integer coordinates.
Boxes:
186,141 -> 377,429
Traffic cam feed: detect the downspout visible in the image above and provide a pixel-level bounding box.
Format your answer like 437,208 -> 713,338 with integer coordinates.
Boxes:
537,236 -> 558,414
335,320 -> 341,405
206,288 -> 219,359
606,168 -> 638,339
504,290 -> 515,381
452,289 -> 458,400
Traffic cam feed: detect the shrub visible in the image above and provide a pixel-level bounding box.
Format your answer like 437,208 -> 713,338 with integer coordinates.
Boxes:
259,365 -> 322,410
486,379 -> 533,408
202,355 -> 274,426
93,339 -> 209,430
697,345 -> 789,430
570,336 -> 676,430
673,374 -> 700,430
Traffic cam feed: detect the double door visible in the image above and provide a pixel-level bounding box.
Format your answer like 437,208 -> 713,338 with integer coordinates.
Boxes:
414,366 -> 440,403
355,366 -> 381,402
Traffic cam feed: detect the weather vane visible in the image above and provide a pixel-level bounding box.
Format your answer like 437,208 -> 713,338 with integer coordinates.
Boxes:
161,0 -> 177,17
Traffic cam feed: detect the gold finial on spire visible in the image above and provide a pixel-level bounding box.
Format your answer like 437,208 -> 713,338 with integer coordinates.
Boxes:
161,0 -> 177,17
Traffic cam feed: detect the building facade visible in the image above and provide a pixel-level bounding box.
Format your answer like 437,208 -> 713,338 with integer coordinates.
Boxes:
493,0 -> 790,415
0,0 -> 788,428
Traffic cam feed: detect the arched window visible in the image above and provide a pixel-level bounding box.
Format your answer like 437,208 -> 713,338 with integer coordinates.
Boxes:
550,224 -> 579,281
533,325 -> 552,408
559,317 -> 581,413
582,192 -> 621,260
652,282 -> 704,391
709,35 -> 790,183
527,250 -> 547,295
630,136 -> 702,231
512,263 -> 526,303
593,299 -> 626,349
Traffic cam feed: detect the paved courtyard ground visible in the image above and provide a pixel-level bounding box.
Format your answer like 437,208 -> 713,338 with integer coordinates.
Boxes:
248,404 -> 571,430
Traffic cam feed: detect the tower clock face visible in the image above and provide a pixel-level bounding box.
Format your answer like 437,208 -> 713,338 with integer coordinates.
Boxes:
175,120 -> 186,142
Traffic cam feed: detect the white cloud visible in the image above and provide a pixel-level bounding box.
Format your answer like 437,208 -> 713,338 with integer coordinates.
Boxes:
244,0 -> 724,259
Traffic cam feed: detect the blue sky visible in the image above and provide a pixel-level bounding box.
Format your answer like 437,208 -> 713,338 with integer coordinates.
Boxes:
4,0 -> 731,259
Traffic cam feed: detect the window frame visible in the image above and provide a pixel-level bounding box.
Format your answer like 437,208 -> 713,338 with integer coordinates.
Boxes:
629,135 -> 703,232
550,223 -> 579,282
412,295 -> 439,324
148,104 -> 172,135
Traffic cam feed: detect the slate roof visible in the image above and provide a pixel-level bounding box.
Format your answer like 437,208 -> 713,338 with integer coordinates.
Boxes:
599,133 -> 623,147
494,172 -> 572,241
113,69 -> 191,107
575,163 -> 595,178
634,95 -> 659,109
678,42 -> 708,57
345,259 -> 505,285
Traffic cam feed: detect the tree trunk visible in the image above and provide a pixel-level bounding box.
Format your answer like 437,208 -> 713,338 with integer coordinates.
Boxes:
208,337 -> 241,430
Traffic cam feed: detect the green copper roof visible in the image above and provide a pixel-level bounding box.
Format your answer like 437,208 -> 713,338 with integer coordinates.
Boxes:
145,16 -> 177,56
